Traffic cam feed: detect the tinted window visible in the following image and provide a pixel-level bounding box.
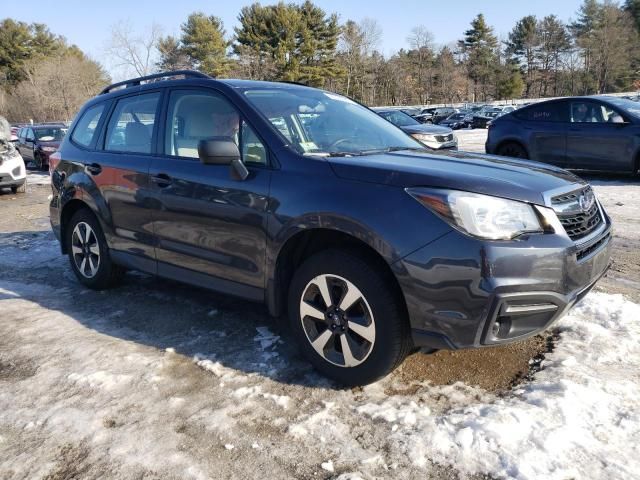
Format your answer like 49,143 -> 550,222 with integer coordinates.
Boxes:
165,89 -> 267,165
105,92 -> 160,154
71,103 -> 105,148
26,129 -> 35,141
379,111 -> 420,127
515,102 -> 566,122
570,101 -> 625,123
34,127 -> 65,141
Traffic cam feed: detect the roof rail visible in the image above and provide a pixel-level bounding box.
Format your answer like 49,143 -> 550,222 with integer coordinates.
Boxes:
100,70 -> 211,95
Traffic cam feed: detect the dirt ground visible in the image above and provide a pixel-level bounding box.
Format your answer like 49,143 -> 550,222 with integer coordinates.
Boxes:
1,150 -> 638,479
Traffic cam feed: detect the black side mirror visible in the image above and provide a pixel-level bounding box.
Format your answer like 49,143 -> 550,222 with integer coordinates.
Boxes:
198,138 -> 249,181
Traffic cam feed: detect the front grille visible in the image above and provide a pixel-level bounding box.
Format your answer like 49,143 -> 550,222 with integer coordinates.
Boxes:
435,134 -> 453,143
551,186 -> 604,241
557,202 -> 602,240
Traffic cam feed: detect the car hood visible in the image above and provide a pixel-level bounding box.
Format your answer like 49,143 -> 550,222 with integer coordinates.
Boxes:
328,150 -> 584,205
400,124 -> 452,135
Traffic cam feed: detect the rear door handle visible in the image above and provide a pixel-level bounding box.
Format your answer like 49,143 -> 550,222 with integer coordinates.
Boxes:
86,163 -> 102,175
151,173 -> 172,188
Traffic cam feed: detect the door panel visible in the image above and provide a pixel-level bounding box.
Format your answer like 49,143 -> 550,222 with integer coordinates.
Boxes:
527,121 -> 567,166
518,101 -> 568,166
149,159 -> 270,288
150,88 -> 271,290
91,91 -> 162,262
566,101 -> 633,171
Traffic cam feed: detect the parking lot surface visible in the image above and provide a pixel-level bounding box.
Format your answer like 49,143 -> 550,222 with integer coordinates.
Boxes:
1,142 -> 639,479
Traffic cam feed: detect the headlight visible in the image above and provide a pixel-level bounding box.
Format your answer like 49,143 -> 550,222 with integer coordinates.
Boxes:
411,133 -> 437,143
41,146 -> 57,152
406,188 -> 543,240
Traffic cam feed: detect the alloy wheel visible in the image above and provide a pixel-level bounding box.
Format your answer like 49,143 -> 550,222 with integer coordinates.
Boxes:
299,274 -> 376,368
71,222 -> 101,278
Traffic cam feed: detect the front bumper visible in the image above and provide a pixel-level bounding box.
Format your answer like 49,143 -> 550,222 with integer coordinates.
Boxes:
393,212 -> 612,350
0,157 -> 27,187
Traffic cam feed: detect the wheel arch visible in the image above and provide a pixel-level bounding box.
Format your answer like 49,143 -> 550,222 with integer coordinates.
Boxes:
267,228 -> 408,321
59,199 -> 96,254
495,138 -> 530,158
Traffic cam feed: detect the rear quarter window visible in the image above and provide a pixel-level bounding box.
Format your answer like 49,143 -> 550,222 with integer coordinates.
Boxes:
515,102 -> 567,122
71,103 -> 106,148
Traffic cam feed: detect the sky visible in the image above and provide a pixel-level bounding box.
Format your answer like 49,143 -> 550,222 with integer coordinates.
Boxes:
3,0 -> 586,78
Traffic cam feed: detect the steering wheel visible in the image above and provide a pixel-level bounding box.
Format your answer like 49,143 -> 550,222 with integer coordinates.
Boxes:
328,137 -> 356,151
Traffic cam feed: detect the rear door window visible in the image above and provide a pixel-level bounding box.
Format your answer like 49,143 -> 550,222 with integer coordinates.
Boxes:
516,102 -> 567,122
105,92 -> 161,154
71,103 -> 106,148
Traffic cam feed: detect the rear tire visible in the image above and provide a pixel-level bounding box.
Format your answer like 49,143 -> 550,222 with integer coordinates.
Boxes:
288,249 -> 411,386
65,209 -> 124,289
496,142 -> 528,159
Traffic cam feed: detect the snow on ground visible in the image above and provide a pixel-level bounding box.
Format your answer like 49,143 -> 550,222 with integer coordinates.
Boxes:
1,271 -> 639,479
454,128 -> 489,153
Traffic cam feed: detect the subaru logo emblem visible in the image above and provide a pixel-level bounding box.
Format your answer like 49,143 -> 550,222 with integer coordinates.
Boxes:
579,190 -> 595,212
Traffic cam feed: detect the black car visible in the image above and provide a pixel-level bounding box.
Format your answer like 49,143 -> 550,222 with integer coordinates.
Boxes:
486,96 -> 640,173
472,110 -> 503,129
50,71 -> 612,386
372,108 -> 458,150
431,107 -> 458,124
16,124 -> 65,170
414,107 -> 436,124
438,113 -> 468,130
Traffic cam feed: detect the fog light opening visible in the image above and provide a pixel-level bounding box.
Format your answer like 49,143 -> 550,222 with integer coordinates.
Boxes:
492,316 -> 512,339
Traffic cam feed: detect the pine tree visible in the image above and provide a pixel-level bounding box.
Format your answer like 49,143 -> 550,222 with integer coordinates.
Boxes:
506,15 -> 539,96
181,13 -> 231,77
234,1 -> 342,87
458,14 -> 498,101
156,36 -> 193,71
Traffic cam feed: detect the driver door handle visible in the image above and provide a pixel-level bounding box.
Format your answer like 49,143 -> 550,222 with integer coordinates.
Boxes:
151,173 -> 172,188
86,163 -> 102,175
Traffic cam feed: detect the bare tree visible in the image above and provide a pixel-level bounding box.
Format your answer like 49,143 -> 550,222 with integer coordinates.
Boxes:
5,53 -> 109,122
407,25 -> 435,103
106,20 -> 162,78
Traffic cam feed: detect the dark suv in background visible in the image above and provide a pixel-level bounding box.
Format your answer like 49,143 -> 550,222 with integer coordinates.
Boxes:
16,124 -> 65,170
486,96 -> 640,174
50,71 -> 612,385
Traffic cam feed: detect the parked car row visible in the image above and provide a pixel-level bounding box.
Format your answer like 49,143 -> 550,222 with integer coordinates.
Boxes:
392,104 -> 519,130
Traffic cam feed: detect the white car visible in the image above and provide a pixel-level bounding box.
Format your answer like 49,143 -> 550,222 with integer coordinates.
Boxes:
1,117 -> 26,194
0,142 -> 27,193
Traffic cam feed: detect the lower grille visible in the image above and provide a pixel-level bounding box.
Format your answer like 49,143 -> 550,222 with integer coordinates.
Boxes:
576,232 -> 610,261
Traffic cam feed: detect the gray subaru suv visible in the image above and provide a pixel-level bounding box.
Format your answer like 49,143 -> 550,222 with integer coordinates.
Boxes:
49,71 -> 612,385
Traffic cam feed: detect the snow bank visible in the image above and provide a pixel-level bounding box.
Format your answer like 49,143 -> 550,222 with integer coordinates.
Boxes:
346,293 -> 640,479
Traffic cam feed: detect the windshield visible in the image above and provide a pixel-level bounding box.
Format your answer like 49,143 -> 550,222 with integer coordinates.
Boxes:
601,97 -> 640,119
244,89 -> 423,156
378,110 -> 420,127
34,127 -> 64,141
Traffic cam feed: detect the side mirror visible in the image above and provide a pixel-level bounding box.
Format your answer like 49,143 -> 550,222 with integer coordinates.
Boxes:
198,138 -> 249,181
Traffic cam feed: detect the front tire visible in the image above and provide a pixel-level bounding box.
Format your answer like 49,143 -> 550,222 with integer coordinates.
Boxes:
65,209 -> 124,289
10,182 -> 26,194
288,250 -> 411,386
497,142 -> 528,159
